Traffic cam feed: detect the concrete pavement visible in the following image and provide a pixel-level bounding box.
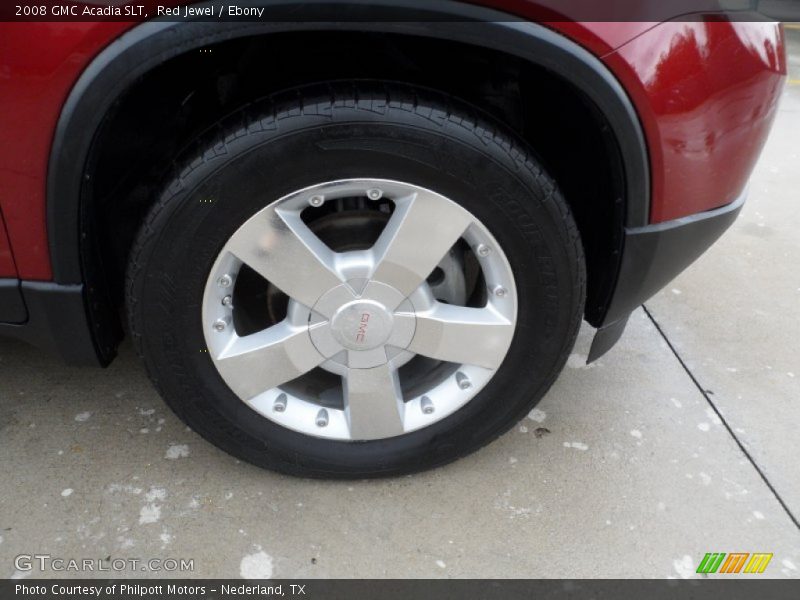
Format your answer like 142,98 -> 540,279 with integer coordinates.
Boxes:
1,310 -> 798,579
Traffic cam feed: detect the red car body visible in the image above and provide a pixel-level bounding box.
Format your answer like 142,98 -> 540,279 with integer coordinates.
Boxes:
0,1 -> 786,364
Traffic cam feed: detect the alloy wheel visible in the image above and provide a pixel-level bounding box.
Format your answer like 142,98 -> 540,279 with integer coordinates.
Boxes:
201,179 -> 517,441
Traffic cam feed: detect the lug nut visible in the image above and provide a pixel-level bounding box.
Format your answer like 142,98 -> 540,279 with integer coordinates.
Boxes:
366,188 -> 383,201
456,371 -> 472,390
309,195 -> 324,207
221,295 -> 233,307
315,409 -> 329,428
213,319 -> 227,332
273,393 -> 287,413
476,244 -> 491,257
493,285 -> 508,298
218,274 -> 232,288
421,396 -> 435,415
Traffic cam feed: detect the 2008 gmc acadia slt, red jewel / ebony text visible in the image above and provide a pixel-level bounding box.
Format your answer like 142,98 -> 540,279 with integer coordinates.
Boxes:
0,1 -> 786,476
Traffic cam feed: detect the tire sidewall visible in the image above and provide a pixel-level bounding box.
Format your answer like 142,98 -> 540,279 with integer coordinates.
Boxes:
129,87 -> 584,476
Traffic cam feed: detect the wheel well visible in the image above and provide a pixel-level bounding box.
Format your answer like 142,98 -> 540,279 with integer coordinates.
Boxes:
86,30 -> 625,336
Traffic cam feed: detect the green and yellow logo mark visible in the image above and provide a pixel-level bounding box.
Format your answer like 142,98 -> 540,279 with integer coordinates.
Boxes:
696,552 -> 773,574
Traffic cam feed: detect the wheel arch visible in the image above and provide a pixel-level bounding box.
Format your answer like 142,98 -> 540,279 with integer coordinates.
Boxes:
47,1 -> 650,364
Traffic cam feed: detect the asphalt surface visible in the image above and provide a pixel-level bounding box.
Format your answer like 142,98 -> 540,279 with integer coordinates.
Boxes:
1,29 -> 799,580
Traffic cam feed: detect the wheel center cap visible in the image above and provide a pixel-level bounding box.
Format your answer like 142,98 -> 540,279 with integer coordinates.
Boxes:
308,280 -> 416,369
329,300 -> 393,351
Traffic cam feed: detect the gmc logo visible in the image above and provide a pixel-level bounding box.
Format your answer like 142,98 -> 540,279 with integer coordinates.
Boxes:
355,313 -> 370,343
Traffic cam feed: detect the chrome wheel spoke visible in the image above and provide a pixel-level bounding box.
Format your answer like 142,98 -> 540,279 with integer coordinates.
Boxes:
227,207 -> 342,310
215,321 -> 325,400
371,190 -> 472,299
404,303 -> 514,369
343,363 -> 405,440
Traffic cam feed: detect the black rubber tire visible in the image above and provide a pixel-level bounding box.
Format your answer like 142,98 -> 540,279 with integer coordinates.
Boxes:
126,82 -> 585,478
